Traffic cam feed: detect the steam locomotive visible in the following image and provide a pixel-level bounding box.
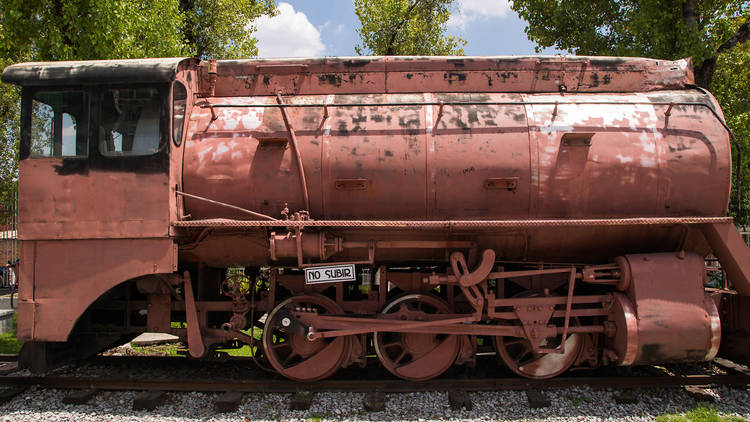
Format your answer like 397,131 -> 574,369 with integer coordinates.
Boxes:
3,55 -> 750,381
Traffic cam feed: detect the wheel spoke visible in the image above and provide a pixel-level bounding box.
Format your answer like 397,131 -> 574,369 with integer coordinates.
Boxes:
282,352 -> 298,367
375,294 -> 460,381
263,295 -> 351,382
393,350 -> 409,365
272,341 -> 290,349
382,341 -> 402,350
516,347 -> 533,364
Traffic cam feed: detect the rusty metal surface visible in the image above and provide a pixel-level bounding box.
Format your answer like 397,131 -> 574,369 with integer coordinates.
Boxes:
5,54 -> 746,379
701,223 -> 750,296
202,56 -> 694,96
181,90 -> 730,223
608,252 -> 721,365
18,159 -> 170,240
15,238 -> 177,341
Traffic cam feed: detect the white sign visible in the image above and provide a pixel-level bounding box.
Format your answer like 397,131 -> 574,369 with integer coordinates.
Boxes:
304,264 -> 356,284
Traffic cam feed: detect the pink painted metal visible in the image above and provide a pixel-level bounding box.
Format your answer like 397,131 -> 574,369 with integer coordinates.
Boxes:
606,252 -> 721,365
4,55 -> 750,380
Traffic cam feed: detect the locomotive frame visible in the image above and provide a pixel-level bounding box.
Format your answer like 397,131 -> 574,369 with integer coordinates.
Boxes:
3,56 -> 750,381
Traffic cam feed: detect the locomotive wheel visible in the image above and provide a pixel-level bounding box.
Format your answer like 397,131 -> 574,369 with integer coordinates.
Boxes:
262,295 -> 351,382
373,294 -> 461,381
494,326 -> 583,379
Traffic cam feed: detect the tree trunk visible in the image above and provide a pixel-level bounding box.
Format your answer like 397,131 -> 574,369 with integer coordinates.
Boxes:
693,58 -> 716,90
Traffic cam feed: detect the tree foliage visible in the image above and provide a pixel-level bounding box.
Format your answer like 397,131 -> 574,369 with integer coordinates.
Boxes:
0,57 -> 19,209
0,0 -> 189,61
354,0 -> 466,56
179,0 -> 277,59
712,41 -> 750,218
0,0 -> 277,209
511,1 -> 749,88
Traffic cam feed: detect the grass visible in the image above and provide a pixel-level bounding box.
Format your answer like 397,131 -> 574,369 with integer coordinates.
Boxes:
655,405 -> 746,422
0,313 -> 23,354
129,342 -> 185,357
128,325 -> 263,357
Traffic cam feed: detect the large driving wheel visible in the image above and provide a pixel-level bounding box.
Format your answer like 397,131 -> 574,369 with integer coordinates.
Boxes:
494,292 -> 583,379
373,294 -> 461,381
262,295 -> 351,382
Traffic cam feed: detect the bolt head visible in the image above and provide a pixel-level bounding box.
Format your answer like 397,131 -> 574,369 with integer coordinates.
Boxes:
281,317 -> 291,327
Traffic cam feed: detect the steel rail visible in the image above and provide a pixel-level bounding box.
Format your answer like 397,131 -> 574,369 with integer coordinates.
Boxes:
0,373 -> 748,393
172,216 -> 733,229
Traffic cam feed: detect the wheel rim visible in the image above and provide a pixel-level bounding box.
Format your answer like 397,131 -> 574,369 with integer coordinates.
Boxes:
262,295 -> 351,382
374,294 -> 460,381
494,329 -> 583,379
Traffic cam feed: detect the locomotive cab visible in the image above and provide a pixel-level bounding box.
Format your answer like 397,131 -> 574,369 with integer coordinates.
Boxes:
2,59 -> 194,364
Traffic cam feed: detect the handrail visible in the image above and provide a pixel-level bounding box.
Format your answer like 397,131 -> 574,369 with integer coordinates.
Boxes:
276,94 -> 311,211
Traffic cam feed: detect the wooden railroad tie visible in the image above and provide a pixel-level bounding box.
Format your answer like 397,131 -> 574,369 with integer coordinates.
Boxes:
133,390 -> 167,411
289,391 -> 314,410
215,391 -> 244,413
362,391 -> 385,412
526,390 -> 550,409
448,390 -> 473,411
613,389 -> 638,404
62,389 -> 99,405
0,387 -> 25,405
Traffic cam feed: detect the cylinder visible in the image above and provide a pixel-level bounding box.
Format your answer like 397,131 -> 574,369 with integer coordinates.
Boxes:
607,252 -> 721,365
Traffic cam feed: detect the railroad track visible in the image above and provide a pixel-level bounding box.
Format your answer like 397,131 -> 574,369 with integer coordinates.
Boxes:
0,355 -> 748,412
0,372 -> 749,393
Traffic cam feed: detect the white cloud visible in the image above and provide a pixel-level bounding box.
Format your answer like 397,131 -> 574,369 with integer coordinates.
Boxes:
448,0 -> 512,29
252,2 -> 325,58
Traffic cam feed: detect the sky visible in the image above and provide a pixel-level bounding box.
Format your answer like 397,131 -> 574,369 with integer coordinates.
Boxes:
252,0 -> 563,58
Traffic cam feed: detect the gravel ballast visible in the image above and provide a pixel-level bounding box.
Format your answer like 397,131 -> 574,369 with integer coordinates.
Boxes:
1,385 -> 749,421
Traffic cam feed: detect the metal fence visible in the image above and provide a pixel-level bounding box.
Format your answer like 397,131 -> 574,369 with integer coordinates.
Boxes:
1,194 -> 18,288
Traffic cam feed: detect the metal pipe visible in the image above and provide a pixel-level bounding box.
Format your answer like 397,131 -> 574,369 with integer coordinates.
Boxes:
173,216 -> 733,228
342,240 -> 475,249
276,94 -> 311,212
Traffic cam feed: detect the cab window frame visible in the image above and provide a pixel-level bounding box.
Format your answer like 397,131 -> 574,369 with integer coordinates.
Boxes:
20,87 -> 92,160
172,81 -> 188,147
96,84 -> 169,158
20,83 -> 171,172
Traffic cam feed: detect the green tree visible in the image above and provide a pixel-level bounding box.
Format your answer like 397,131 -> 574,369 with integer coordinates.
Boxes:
0,0 -> 190,61
0,58 -> 19,210
354,0 -> 466,55
511,1 -> 748,89
179,0 -> 277,59
712,42 -> 750,218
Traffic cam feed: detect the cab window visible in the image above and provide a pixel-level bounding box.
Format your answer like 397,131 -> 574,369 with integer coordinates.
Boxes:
172,82 -> 187,146
30,91 -> 89,157
99,88 -> 161,156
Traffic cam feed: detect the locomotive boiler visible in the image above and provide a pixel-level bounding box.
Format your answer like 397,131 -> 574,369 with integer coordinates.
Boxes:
3,56 -> 750,381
